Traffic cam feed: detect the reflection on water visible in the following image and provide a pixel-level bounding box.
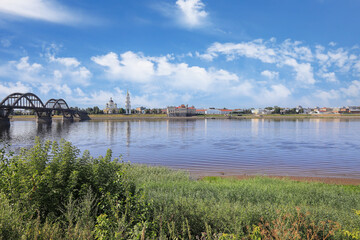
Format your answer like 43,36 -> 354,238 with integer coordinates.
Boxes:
1,118 -> 360,178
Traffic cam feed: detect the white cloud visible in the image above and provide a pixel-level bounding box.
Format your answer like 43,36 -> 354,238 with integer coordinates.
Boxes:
261,84 -> 291,103
0,81 -> 31,97
0,57 -> 43,83
230,81 -> 254,96
176,0 -> 208,28
74,87 -> 85,97
340,80 -> 360,97
279,39 -> 313,61
314,89 -> 340,105
14,56 -> 42,72
283,58 -> 315,85
39,82 -> 72,95
319,72 -> 337,83
49,55 -> 80,67
48,53 -> 92,85
91,51 -> 154,83
206,41 -> 277,63
92,51 -> 239,92
0,0 -> 82,24
261,70 -> 279,80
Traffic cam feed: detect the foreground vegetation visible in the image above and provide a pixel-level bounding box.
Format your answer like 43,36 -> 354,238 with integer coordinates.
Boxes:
0,139 -> 360,239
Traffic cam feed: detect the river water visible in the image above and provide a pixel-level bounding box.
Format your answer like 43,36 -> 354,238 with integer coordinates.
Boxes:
1,118 -> 360,178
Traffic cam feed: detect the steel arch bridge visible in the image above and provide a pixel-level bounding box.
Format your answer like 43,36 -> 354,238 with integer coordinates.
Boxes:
0,93 -> 90,125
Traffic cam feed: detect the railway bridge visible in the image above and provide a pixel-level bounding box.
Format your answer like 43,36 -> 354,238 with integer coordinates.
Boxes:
0,93 -> 90,127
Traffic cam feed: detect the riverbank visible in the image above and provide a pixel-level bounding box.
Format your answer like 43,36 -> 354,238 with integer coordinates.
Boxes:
10,113 -> 360,121
215,175 -> 360,185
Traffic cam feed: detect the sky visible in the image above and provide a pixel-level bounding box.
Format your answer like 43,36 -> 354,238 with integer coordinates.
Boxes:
0,0 -> 360,109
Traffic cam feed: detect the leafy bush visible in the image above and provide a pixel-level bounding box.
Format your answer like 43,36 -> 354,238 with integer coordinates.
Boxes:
0,138 -> 155,239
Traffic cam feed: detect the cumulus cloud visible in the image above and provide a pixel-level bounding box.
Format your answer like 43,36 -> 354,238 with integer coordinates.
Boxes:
261,70 -> 279,80
0,57 -> 43,83
0,81 -> 31,97
319,72 -> 337,83
340,80 -> 360,97
49,55 -> 80,67
197,38 -> 360,86
283,58 -> 315,85
92,51 -> 239,91
91,51 -> 154,83
205,41 -> 277,63
175,0 -> 208,28
0,53 -> 92,100
314,90 -> 340,104
48,53 -> 92,86
0,0 -> 83,24
260,84 -> 291,104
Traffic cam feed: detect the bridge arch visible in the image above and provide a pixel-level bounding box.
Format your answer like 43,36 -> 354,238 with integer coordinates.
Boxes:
45,98 -> 70,110
0,93 -> 46,117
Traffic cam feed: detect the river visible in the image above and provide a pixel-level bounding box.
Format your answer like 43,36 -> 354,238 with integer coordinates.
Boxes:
1,118 -> 360,178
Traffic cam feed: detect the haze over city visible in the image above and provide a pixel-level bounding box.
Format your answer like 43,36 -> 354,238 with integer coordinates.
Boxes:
1,0 -> 360,109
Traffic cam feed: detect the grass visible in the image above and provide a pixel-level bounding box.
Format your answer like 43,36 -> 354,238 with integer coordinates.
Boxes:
126,164 -> 360,238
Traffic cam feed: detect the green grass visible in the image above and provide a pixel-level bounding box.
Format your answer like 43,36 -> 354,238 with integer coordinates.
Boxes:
126,164 -> 360,237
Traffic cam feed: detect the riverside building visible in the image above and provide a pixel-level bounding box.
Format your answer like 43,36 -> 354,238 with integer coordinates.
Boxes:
167,104 -> 196,117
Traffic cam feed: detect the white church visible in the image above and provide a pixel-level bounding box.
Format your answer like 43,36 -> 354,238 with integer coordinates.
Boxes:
103,91 -> 131,114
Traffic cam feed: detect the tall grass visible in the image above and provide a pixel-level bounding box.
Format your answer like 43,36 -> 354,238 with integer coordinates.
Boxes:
126,164 -> 360,238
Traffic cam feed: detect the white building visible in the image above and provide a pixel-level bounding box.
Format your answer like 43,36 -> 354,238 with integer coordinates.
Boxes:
205,109 -> 222,114
125,91 -> 131,115
104,97 -> 119,114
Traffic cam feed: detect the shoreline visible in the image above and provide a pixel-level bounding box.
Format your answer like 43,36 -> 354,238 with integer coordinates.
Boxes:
196,174 -> 360,185
9,113 -> 360,121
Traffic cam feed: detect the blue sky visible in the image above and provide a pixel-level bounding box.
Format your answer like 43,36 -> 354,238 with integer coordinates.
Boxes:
0,0 -> 360,109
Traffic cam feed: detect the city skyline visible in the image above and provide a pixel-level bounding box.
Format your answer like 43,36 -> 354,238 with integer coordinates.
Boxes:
0,0 -> 360,109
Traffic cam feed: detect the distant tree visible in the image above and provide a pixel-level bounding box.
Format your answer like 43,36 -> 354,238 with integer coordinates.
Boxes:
273,106 -> 281,114
93,106 -> 100,114
265,107 -> 273,110
243,109 -> 252,114
119,108 -> 125,114
287,108 -> 297,114
86,107 -> 94,114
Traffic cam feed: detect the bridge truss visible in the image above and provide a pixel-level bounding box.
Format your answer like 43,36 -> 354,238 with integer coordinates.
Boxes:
0,93 -> 89,124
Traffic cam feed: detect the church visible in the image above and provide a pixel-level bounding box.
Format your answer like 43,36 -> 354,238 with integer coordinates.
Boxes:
103,97 -> 119,114
103,91 -> 131,114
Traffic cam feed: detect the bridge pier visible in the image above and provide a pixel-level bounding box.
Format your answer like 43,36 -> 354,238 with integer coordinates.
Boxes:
62,115 -> 74,122
76,112 -> 91,121
0,118 -> 10,128
36,116 -> 52,124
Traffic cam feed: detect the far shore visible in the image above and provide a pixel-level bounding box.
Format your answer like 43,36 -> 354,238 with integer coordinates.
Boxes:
9,113 -> 360,121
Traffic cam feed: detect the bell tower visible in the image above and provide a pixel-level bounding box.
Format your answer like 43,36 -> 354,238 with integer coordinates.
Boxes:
125,90 -> 131,114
